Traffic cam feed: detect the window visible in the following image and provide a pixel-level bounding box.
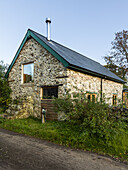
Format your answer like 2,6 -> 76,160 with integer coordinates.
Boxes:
123,92 -> 126,104
22,63 -> 34,83
41,87 -> 58,99
92,94 -> 96,102
87,94 -> 91,101
86,93 -> 96,102
112,94 -> 117,105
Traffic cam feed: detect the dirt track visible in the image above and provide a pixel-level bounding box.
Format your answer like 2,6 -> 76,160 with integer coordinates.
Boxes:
0,128 -> 128,170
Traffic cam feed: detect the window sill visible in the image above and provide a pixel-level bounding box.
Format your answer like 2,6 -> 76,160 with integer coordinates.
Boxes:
21,82 -> 34,87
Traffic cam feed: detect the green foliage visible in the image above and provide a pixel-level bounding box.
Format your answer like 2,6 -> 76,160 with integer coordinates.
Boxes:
0,61 -> 11,113
53,93 -> 73,115
53,92 -> 118,140
123,82 -> 128,89
104,30 -> 128,86
53,91 -> 128,159
0,61 -> 7,77
0,117 -> 128,161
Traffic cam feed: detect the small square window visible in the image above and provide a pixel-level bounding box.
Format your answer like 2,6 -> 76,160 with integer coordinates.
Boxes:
22,63 -> 34,83
86,93 -> 96,102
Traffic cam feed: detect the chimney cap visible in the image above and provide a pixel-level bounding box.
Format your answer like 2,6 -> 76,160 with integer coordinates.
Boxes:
46,17 -> 51,23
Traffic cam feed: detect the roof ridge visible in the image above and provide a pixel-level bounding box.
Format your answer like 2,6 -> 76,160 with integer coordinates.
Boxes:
28,29 -> 47,39
29,29 -> 100,65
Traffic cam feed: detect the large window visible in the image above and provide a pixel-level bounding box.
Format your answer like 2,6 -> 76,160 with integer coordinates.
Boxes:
23,63 -> 34,83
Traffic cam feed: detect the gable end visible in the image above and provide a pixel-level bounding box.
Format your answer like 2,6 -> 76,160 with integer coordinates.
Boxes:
5,29 -> 69,78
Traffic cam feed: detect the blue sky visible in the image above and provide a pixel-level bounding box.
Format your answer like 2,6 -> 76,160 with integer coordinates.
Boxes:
0,0 -> 128,65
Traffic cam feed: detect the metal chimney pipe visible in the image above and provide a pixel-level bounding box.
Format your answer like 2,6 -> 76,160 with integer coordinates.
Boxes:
46,17 -> 51,41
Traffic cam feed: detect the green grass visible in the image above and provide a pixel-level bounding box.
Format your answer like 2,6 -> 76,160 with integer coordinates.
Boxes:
0,117 -> 128,162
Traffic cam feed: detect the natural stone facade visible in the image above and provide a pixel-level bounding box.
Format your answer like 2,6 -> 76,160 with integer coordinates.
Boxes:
67,69 -> 101,94
67,69 -> 123,105
7,37 -> 123,119
102,79 -> 123,104
8,38 -> 67,118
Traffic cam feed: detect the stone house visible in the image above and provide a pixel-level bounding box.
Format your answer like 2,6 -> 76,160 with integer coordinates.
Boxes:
5,26 -> 125,119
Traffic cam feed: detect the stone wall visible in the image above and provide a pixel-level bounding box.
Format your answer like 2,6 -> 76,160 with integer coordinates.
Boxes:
7,37 -> 123,119
102,79 -> 123,104
8,38 -> 67,117
67,69 -> 123,104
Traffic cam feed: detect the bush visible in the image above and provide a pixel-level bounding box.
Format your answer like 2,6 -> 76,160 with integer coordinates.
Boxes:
53,91 -> 126,142
0,61 -> 11,113
53,92 -> 73,120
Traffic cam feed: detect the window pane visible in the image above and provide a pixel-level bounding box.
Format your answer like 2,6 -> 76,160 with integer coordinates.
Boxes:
113,95 -> 114,105
51,88 -> 58,98
112,95 -> 117,105
43,89 -> 47,98
92,95 -> 95,102
47,88 -> 51,98
23,63 -> 34,83
43,87 -> 58,99
115,95 -> 117,104
87,94 -> 91,101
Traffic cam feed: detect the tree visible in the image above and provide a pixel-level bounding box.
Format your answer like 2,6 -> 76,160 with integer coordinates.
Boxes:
0,61 -> 11,113
104,30 -> 128,81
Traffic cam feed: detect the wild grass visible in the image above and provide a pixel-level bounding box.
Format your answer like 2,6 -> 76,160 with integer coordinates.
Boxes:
0,116 -> 128,162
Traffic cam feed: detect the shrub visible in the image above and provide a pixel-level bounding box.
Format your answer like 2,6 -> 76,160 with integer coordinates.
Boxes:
53,91 -> 126,142
53,93 -> 73,119
0,61 -> 11,113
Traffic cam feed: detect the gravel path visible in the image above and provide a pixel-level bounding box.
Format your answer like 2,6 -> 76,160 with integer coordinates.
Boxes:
0,128 -> 128,170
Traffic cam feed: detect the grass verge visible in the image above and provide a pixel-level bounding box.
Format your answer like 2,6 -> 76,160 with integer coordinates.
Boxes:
0,117 -> 128,162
